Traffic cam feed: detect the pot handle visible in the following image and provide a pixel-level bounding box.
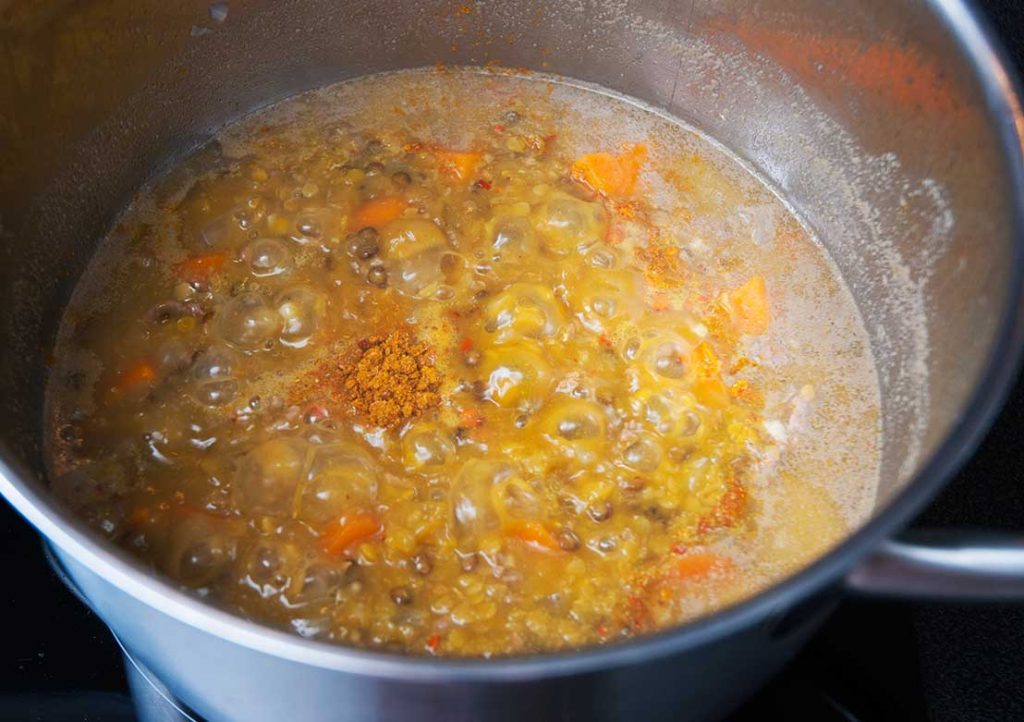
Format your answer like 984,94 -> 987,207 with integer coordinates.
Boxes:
844,530 -> 1024,600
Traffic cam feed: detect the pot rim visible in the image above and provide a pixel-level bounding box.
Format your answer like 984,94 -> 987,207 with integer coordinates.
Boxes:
2,0 -> 1023,684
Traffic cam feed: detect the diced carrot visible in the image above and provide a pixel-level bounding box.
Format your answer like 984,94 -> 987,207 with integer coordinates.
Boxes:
174,252 -> 228,280
349,196 -> 407,230
111,360 -> 157,395
729,275 -> 769,336
320,512 -> 382,556
671,552 -> 733,581
435,149 -> 482,181
503,520 -> 562,553
571,144 -> 647,197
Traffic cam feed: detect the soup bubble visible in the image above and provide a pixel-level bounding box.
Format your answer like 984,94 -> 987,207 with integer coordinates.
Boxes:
217,292 -> 282,349
275,286 -> 326,348
234,437 -> 308,515
243,237 -> 292,277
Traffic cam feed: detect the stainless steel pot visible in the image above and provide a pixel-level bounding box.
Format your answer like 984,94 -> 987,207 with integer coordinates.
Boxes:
2,1 -> 1024,720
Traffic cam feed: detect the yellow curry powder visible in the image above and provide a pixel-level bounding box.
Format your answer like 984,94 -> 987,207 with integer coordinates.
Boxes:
344,329 -> 442,428
292,328 -> 441,428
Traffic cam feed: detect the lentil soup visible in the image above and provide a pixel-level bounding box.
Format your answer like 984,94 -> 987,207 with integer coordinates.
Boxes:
46,69 -> 880,657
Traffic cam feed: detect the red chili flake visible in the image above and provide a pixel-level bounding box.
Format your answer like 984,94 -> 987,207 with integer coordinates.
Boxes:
671,543 -> 689,556
459,407 -> 485,429
597,623 -> 609,637
459,337 -> 474,353
304,403 -> 330,423
473,179 -> 492,190
493,124 -> 506,133
598,334 -> 613,350
426,633 -> 442,652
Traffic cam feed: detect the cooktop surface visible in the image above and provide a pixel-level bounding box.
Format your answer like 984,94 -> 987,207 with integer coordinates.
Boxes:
2,1 -> 1024,720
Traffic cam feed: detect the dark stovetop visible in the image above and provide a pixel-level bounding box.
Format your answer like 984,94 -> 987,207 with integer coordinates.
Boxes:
3,2 -> 1024,720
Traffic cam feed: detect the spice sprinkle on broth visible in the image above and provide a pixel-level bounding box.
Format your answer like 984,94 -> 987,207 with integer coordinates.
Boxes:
46,69 -> 880,656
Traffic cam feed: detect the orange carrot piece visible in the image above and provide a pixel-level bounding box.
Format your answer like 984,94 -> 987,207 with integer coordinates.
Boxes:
174,252 -> 228,280
320,512 -> 382,556
111,361 -> 157,395
671,552 -> 733,580
729,275 -> 769,336
435,149 -> 482,181
571,144 -> 647,196
504,520 -> 562,553
350,196 -> 406,230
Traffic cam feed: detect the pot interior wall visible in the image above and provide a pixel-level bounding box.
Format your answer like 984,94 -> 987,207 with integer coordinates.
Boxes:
0,0 -> 1016,539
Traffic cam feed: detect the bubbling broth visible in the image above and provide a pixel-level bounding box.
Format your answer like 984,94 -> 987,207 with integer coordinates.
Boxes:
45,69 -> 879,656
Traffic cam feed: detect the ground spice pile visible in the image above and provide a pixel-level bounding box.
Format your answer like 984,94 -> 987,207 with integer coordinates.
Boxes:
345,329 -> 441,427
293,328 -> 441,429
